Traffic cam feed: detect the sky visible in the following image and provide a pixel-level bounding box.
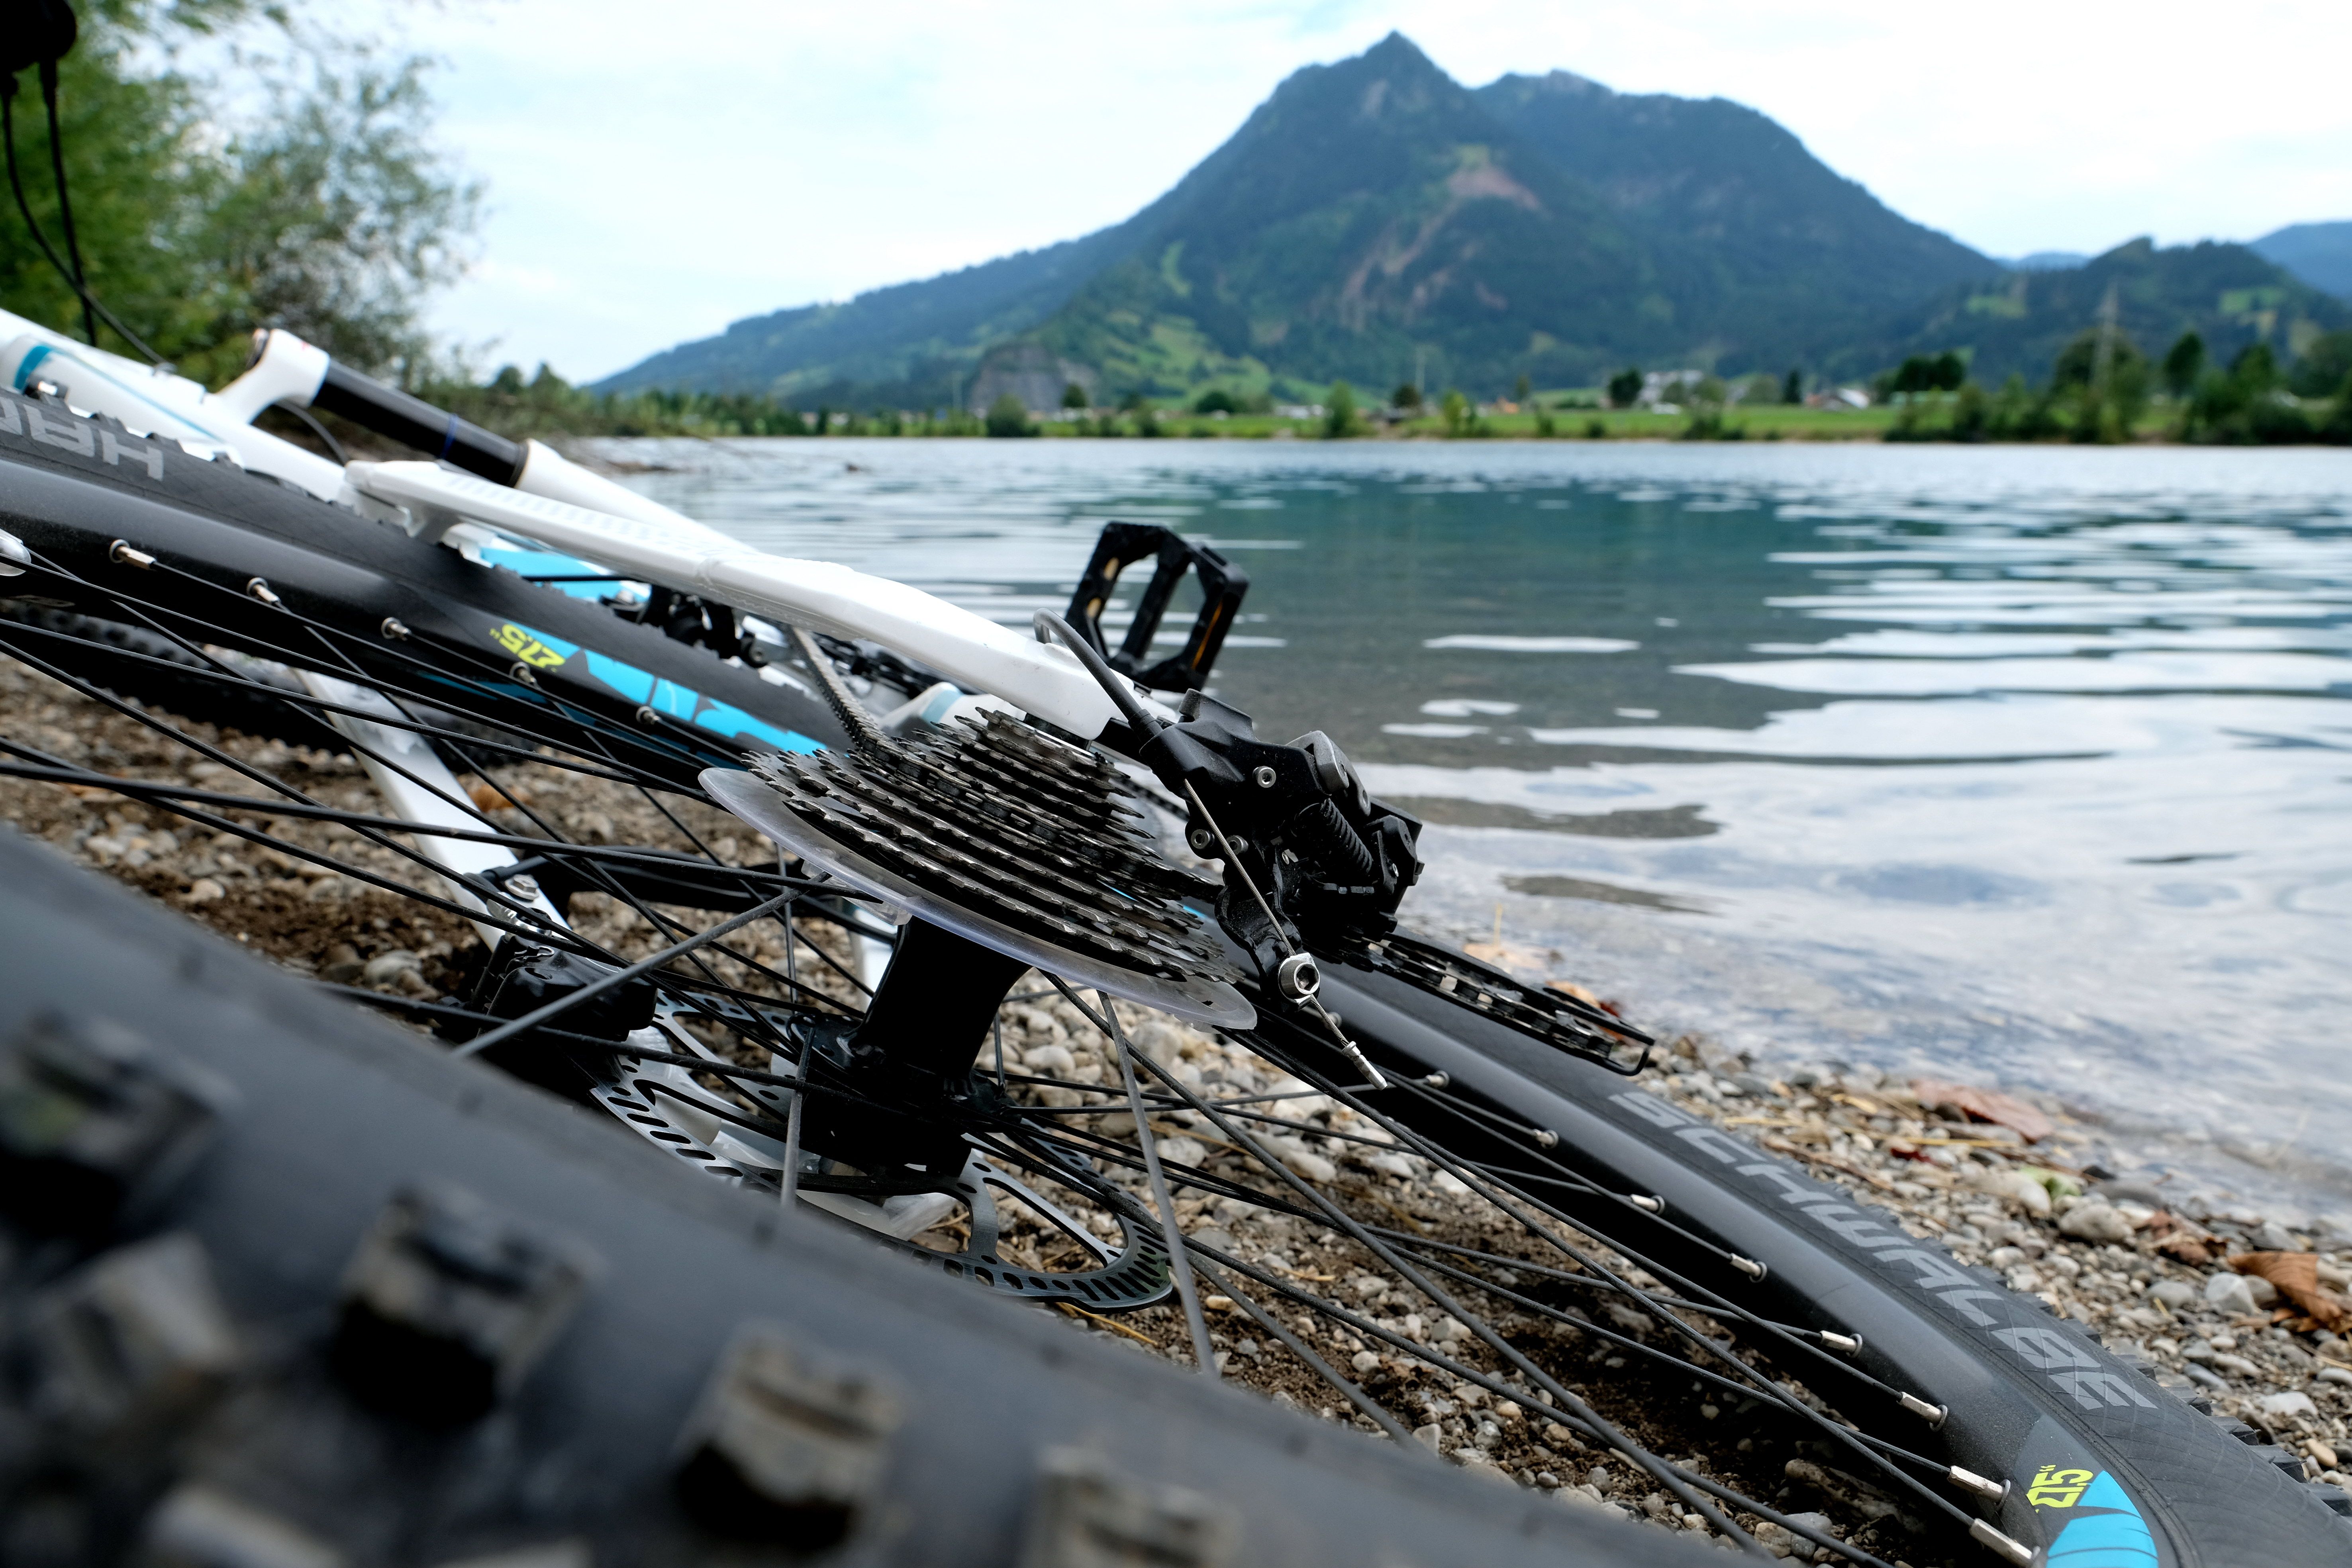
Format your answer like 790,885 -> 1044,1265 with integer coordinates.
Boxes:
417,0 -> 2352,384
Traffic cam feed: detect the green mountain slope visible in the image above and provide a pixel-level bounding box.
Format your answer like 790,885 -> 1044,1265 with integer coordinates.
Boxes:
598,34 -> 2005,402
596,223 -> 1143,401
1851,238 -> 2352,386
1472,71 -> 1997,367
2250,221 -> 2352,302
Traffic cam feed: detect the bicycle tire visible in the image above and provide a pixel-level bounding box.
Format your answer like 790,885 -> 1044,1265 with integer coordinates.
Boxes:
4,394 -> 2344,1564
0,602 -> 354,754
0,821 -> 1684,1568
1319,965 -> 2352,1564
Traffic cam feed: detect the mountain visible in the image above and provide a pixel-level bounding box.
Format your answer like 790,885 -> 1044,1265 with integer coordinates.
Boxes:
2250,221 -> 2352,302
1025,35 -> 1664,399
1471,71 -> 1996,364
1850,237 -> 2352,387
599,34 -> 1999,403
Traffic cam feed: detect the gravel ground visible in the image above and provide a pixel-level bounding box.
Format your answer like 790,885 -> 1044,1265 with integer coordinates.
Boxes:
5,651 -> 2348,1559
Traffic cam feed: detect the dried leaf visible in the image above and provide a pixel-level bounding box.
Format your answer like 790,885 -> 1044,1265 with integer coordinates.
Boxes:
2156,1234 -> 2214,1267
2228,1251 -> 2351,1331
1909,1078 -> 2054,1144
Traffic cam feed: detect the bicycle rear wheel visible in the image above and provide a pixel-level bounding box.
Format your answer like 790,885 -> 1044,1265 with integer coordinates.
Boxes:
4,399 -> 2344,1566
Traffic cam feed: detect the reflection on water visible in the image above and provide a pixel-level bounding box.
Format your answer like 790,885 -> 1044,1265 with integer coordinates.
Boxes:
617,439 -> 2352,1218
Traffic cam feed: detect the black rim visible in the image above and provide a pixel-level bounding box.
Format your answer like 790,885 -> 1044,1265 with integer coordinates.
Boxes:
0,514 -> 2033,1566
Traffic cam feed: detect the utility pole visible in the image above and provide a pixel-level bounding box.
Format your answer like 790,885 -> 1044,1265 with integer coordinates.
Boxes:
2092,282 -> 2120,399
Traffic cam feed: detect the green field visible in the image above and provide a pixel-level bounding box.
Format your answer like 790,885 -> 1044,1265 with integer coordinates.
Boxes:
1030,403 -> 1908,442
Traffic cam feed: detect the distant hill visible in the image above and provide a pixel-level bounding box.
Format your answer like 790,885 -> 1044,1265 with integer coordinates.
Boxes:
2250,221 -> 2352,302
596,35 -> 2001,403
1850,237 -> 2352,387
596,225 -> 1139,403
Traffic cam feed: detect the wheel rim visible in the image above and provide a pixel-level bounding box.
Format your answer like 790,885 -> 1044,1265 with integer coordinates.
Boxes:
0,522 -> 2023,1566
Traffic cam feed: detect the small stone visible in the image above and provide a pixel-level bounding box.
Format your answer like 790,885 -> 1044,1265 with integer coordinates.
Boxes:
1970,1167 -> 2051,1217
1535,1471 -> 1561,1489
361,950 -> 419,985
1154,1136 -> 1208,1166
2147,1280 -> 2195,1311
2058,1201 -> 2134,1245
1413,1422 -> 1442,1452
2243,1274 -> 2280,1310
183,877 -> 225,905
1587,1466 -> 1612,1491
2250,1222 -> 2296,1251
1280,1147 -> 1337,1184
2309,1440 -> 2341,1472
2204,1273 -> 2260,1316
1989,1246 -> 2025,1269
2317,1368 -> 2352,1388
2259,1391 -> 2317,1421
1545,1421 -> 1576,1447
1350,1350 -> 1380,1374
2093,1180 -> 2167,1207
1700,1403 -> 1720,1419
2183,1362 -> 2226,1391
1026,1043 -> 1076,1074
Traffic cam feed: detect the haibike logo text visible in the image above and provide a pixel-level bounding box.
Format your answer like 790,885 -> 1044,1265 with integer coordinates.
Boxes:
0,392 -> 167,480
1607,1090 -> 2156,1418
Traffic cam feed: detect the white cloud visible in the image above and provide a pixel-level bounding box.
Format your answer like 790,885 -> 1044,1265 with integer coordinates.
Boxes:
416,0 -> 2352,381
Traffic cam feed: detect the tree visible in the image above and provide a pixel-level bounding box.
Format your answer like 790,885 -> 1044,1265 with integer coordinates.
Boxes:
1440,388 -> 1470,437
1060,381 -> 1089,410
984,393 -> 1035,437
1192,388 -> 1239,415
1513,372 -> 1532,405
2323,370 -> 2352,445
0,5 -> 479,385
1606,367 -> 1642,409
2049,327 -> 2149,442
2228,342 -> 2278,392
2289,331 -> 2352,398
1392,382 -> 1422,411
1783,367 -> 1803,405
1950,382 -> 1990,442
1890,354 -> 1966,396
2051,327 -> 2148,395
2161,332 -> 2205,400
1322,380 -> 1358,439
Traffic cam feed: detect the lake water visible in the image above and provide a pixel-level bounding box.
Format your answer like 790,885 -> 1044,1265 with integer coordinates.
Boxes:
613,438 -> 2352,1221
